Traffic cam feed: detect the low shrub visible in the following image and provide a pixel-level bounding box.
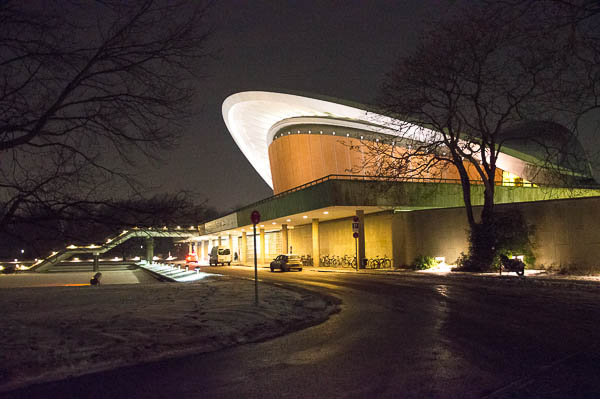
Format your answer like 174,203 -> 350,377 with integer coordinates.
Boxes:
412,255 -> 437,270
454,252 -> 471,271
457,209 -> 536,272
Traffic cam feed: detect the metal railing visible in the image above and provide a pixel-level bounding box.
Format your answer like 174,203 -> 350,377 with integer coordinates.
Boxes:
237,174 -> 546,213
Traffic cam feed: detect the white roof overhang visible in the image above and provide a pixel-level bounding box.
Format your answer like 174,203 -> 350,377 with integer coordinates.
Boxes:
222,91 -> 530,188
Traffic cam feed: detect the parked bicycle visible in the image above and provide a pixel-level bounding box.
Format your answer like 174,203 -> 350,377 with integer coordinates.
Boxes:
366,255 -> 392,269
301,254 -> 313,266
319,255 -> 333,267
340,254 -> 357,268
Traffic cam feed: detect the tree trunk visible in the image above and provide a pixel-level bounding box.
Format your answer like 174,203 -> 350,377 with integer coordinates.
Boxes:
473,178 -> 497,271
456,163 -> 476,229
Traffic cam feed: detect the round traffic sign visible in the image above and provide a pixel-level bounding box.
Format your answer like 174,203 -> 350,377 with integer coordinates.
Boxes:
353,232 -> 359,239
353,216 -> 359,223
250,210 -> 261,225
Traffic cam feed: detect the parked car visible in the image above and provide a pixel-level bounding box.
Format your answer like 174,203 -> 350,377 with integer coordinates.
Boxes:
209,246 -> 232,266
270,254 -> 303,272
185,252 -> 198,264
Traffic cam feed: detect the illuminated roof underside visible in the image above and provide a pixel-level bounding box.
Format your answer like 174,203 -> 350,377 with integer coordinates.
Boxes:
222,91 -> 539,189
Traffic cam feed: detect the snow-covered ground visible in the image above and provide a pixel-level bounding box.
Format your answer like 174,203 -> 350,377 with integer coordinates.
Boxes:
0,275 -> 339,392
0,270 -> 157,288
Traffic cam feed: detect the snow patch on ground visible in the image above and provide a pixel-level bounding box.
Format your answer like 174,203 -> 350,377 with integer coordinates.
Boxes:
0,270 -> 157,288
0,276 -> 339,392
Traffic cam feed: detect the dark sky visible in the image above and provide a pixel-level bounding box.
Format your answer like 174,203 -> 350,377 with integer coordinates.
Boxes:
137,1 -> 447,213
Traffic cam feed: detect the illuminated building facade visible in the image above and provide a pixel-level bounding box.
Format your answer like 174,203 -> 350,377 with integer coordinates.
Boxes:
196,91 -> 597,269
34,91 -> 599,271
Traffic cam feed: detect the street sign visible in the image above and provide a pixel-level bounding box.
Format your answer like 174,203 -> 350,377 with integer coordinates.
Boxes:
352,222 -> 359,233
250,210 -> 261,225
353,232 -> 359,239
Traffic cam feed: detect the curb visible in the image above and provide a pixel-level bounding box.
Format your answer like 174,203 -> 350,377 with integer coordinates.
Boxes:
232,264 -> 600,291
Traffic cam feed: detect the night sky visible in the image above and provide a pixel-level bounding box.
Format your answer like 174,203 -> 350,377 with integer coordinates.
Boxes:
137,1 -> 446,213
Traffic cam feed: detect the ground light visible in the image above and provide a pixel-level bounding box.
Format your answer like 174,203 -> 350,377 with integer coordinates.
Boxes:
418,257 -> 455,274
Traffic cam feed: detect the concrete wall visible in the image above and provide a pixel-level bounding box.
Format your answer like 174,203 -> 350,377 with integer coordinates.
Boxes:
289,224 -> 312,256
284,196 -> 600,271
319,217 -> 356,257
395,196 -> 600,271
363,213 -> 394,261
393,208 -> 470,266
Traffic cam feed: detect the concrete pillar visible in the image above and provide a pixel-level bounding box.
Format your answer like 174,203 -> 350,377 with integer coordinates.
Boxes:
200,240 -> 205,260
145,237 -> 154,261
312,219 -> 320,267
357,210 -> 366,269
218,236 -> 222,246
259,228 -> 265,264
228,234 -> 233,262
188,242 -> 193,253
204,240 -> 209,261
93,252 -> 99,272
281,224 -> 289,254
241,232 -> 247,263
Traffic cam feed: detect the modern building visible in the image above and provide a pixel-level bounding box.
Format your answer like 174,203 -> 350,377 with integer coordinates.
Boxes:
181,91 -> 600,270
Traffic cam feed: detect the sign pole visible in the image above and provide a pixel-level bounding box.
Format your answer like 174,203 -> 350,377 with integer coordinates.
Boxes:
352,215 -> 360,271
354,237 -> 358,271
250,210 -> 261,306
253,223 -> 258,305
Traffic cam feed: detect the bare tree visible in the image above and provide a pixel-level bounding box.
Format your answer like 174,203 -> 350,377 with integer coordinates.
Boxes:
374,2 -> 599,269
0,193 -> 218,258
0,0 -> 213,236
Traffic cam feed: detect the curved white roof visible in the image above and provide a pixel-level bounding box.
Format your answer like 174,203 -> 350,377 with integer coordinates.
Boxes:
223,91 -> 395,188
222,91 -> 532,188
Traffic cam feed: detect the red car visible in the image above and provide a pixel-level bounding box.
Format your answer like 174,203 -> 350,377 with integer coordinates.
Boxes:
185,253 -> 199,264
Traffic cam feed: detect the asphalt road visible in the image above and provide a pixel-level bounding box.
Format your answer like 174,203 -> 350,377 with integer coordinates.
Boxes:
4,267 -> 600,398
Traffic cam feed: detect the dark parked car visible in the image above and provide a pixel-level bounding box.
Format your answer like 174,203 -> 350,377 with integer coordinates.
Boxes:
270,254 -> 303,272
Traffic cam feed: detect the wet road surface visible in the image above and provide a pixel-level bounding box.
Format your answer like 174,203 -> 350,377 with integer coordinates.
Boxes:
4,267 -> 600,398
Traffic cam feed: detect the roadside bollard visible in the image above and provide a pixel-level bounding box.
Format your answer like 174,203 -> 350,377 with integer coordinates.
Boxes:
185,265 -> 189,271
196,268 -> 199,274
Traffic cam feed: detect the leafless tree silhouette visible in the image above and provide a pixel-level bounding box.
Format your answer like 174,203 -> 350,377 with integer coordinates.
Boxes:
0,0 -> 214,239
374,1 -> 599,269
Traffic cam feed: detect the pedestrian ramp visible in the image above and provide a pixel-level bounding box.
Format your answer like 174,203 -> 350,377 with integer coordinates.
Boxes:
31,227 -> 196,272
46,262 -> 137,273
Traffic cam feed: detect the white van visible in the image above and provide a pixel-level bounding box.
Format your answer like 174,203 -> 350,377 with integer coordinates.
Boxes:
209,246 -> 232,266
